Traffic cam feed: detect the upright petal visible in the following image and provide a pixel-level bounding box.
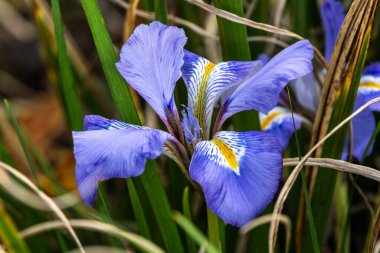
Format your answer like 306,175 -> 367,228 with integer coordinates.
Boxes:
217,40 -> 314,128
181,50 -> 262,137
73,123 -> 170,206
116,21 -> 187,122
189,131 -> 282,227
342,107 -> 375,160
289,73 -> 321,113
320,0 -> 345,62
260,107 -> 310,151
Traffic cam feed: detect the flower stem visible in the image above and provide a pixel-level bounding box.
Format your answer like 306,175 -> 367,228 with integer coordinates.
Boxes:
207,207 -> 221,252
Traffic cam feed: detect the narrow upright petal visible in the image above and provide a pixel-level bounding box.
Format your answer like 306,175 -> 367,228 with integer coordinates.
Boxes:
73,122 -> 170,206
342,107 -> 375,160
116,21 -> 187,122
218,40 -> 314,128
189,131 -> 282,227
289,73 -> 321,113
260,107 -> 309,151
181,50 -> 262,137
320,0 -> 345,62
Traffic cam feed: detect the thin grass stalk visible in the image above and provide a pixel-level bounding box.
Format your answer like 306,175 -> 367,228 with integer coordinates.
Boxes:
20,219 -> 164,253
286,87 -> 320,253
3,101 -> 39,185
269,97 -> 380,253
304,24 -> 374,250
186,0 -> 327,67
182,187 -> 197,253
0,161 -> 84,253
173,211 -> 219,253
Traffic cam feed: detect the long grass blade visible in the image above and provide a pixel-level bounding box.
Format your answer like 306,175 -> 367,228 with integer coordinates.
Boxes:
286,87 -> 320,253
51,0 -> 82,131
20,219 -> 164,253
79,1 -> 184,252
3,100 -> 39,185
173,211 -> 219,253
269,97 -> 380,253
0,202 -> 30,253
182,187 -> 197,253
304,25 -> 373,250
0,161 -> 84,253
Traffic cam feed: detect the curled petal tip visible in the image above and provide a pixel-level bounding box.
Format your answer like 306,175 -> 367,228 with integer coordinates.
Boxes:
73,120 -> 170,206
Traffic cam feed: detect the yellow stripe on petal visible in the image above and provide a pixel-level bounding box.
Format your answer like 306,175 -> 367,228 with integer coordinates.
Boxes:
261,111 -> 285,129
195,62 -> 216,131
360,82 -> 380,90
211,138 -> 238,171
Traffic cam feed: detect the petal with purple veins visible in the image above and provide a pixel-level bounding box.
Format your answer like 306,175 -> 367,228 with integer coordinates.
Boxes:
73,125 -> 170,206
181,50 -> 262,137
189,131 -> 282,227
217,40 -> 314,129
116,21 -> 187,123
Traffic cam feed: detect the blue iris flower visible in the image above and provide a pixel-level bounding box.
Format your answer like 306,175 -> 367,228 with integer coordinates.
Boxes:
261,0 -> 380,160
73,21 -> 314,227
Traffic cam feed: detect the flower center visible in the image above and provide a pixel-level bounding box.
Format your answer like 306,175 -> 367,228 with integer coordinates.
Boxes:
181,107 -> 202,145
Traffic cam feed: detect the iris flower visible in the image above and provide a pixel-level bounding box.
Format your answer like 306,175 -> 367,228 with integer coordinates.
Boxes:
261,0 -> 380,159
73,21 -> 313,226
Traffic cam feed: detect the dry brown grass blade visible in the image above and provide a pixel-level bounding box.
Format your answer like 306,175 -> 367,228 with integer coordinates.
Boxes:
121,0 -> 145,123
268,97 -> 380,253
109,0 -> 218,40
67,246 -> 126,253
235,214 -> 291,253
123,0 -> 140,41
299,1 -> 378,248
367,204 -> 380,253
283,158 -> 380,182
20,219 -> 165,253
247,36 -> 289,48
0,169 -> 79,210
186,0 -> 327,67
0,161 -> 85,253
310,0 -> 378,158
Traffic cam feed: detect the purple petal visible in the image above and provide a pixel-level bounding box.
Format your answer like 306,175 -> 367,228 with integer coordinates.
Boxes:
359,66 -> 380,111
362,62 -> 380,77
116,21 -> 187,122
289,73 -> 321,113
320,0 -> 345,62
84,115 -> 142,131
218,40 -> 314,126
189,131 -> 282,227
73,126 -> 170,206
181,50 -> 262,137
342,107 -> 375,160
260,107 -> 308,151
